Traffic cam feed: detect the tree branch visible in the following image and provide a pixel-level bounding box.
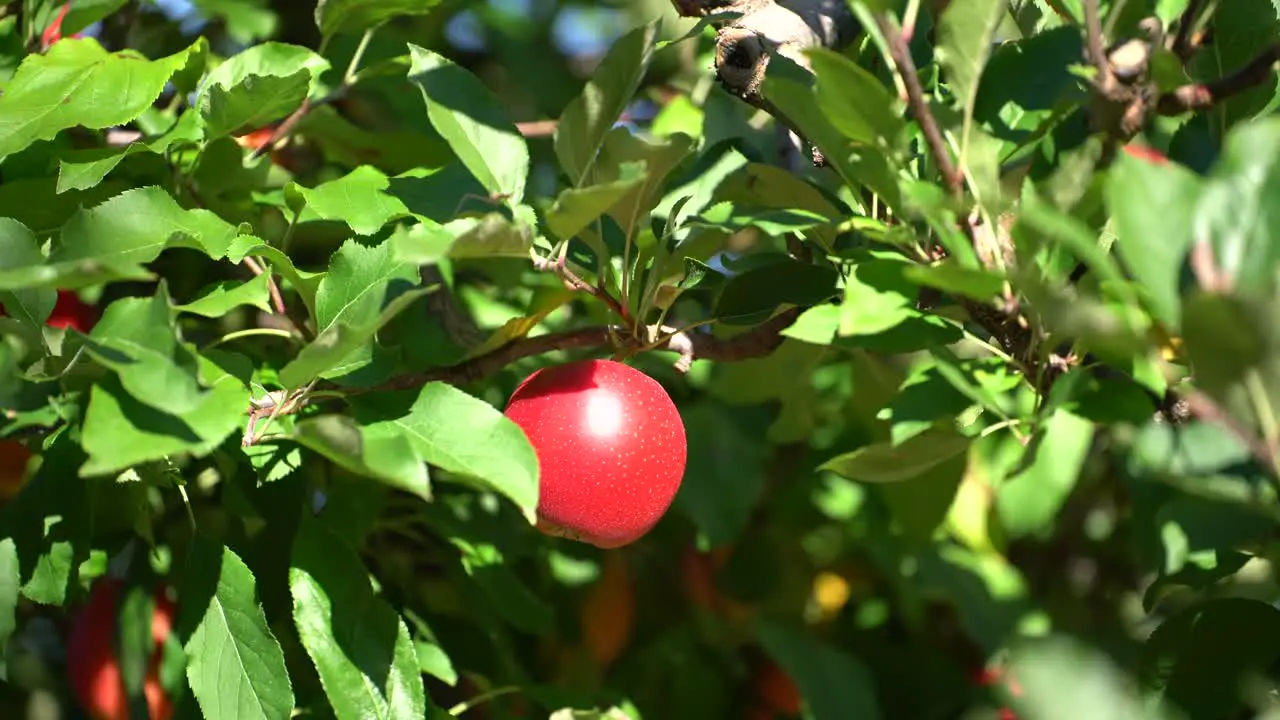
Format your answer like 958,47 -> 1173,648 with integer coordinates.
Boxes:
373,308 -> 801,391
875,12 -> 963,199
671,0 -> 858,165
1157,44 -> 1280,115
1169,0 -> 1205,61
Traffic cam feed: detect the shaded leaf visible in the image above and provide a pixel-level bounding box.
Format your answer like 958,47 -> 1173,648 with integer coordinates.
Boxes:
291,516 -> 428,720
80,350 -> 250,476
290,414 -> 431,500
554,21 -> 659,187
316,0 -> 446,40
1193,116 -> 1280,295
757,620 -> 882,720
821,427 -> 972,483
0,187 -> 241,290
407,44 -> 529,203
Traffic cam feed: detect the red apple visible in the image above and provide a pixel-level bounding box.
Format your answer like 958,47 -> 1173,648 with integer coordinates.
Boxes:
46,290 -> 98,332
503,359 -> 687,549
67,578 -> 176,720
0,440 -> 32,502
1121,143 -> 1169,165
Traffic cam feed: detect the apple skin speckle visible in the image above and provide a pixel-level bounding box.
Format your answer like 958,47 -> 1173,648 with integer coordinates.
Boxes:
503,359 -> 688,549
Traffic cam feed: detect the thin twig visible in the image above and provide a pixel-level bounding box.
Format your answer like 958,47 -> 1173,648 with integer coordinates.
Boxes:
531,250 -> 633,326
251,28 -> 376,161
241,256 -> 287,315
1170,0 -> 1204,60
1157,44 -> 1280,114
1083,0 -> 1110,83
876,12 -> 963,199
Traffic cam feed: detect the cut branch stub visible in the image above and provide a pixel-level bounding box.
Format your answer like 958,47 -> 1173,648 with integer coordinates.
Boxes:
674,0 -> 858,164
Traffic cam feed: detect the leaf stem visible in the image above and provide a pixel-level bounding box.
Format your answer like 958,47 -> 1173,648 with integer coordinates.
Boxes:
204,328 -> 297,350
176,482 -> 197,532
448,686 -> 521,716
344,28 -> 376,86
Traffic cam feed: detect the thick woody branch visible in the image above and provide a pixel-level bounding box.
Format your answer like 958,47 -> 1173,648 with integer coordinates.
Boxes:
1158,44 -> 1280,115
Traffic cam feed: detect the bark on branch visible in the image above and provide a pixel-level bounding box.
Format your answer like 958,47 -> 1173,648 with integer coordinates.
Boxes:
1157,44 -> 1280,115
672,0 -> 858,163
379,307 -> 801,390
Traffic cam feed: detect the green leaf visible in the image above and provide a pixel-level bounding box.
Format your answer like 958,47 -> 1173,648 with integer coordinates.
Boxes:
177,274 -> 273,317
0,219 -> 55,336
545,176 -> 647,243
756,620 -> 882,720
290,414 -> 431,499
996,407 -> 1093,538
713,162 -> 846,250
686,201 -> 834,236
2,436 -> 91,606
279,239 -> 427,387
1180,290 -> 1280,430
291,166 -> 411,236
594,128 -> 696,234
901,261 -> 1004,300
1010,636 -> 1158,720
1193,116 -> 1280,295
450,539 -> 553,634
406,44 -> 529,203
821,427 -> 972,483
279,286 -> 429,389
203,71 -> 310,138
197,42 -> 329,138
1107,151 -> 1203,329
80,350 -> 251,476
1141,598 -> 1280,719
55,109 -> 204,194
201,41 -> 329,100
0,186 -> 242,290
291,516 -> 428,720
673,402 -> 769,547
838,257 -> 918,336
315,0 -> 446,40
59,0 -> 130,35
350,383 -> 540,522
0,37 -> 204,162
713,256 -> 840,325
0,539 -> 19,680
554,21 -> 659,187
83,288 -> 209,414
936,0 -> 1006,137
759,56 -> 903,214
226,237 -> 324,316
806,47 -> 904,148
178,536 -> 294,720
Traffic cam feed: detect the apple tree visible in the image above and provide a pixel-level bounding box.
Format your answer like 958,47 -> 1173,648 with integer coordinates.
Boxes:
1,0 -> 1279,718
